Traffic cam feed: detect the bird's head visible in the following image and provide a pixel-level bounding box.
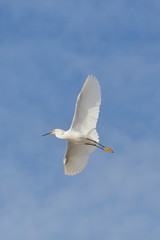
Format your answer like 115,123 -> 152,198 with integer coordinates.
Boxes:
42,129 -> 65,137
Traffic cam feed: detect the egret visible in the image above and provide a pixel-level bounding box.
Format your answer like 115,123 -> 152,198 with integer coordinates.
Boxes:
42,75 -> 113,176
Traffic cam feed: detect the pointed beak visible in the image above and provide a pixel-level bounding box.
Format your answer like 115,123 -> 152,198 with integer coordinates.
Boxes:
42,130 -> 55,136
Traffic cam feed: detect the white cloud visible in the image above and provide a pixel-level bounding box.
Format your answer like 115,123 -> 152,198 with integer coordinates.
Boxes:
0,0 -> 160,239
0,128 -> 160,239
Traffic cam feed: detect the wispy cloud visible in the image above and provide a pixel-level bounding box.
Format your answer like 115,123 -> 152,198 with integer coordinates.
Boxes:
0,0 -> 160,239
0,131 -> 160,239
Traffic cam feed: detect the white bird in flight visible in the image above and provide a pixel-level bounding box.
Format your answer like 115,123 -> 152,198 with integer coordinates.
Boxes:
42,75 -> 113,176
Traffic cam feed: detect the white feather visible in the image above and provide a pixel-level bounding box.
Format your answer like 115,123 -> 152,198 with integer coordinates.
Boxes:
64,142 -> 95,176
70,75 -> 101,134
63,75 -> 101,175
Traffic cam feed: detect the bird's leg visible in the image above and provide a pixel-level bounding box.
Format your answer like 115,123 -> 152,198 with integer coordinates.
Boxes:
86,138 -> 114,153
85,143 -> 104,151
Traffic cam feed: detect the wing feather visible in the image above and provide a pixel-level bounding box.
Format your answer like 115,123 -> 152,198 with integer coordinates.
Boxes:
64,141 -> 95,176
70,76 -> 101,134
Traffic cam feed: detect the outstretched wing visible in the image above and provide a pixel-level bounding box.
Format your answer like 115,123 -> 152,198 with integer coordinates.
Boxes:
70,75 -> 101,135
64,141 -> 95,176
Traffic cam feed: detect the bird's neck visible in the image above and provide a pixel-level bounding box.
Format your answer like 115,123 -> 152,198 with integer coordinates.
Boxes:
55,129 -> 65,139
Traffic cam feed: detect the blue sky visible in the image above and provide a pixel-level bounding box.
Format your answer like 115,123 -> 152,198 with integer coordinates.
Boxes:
0,0 -> 160,239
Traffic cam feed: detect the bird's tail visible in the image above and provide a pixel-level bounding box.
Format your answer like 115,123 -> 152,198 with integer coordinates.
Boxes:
87,128 -> 99,142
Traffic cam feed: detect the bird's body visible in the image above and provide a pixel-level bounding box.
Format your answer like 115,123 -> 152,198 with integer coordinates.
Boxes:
54,129 -> 84,142
43,75 -> 113,176
54,129 -> 97,144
